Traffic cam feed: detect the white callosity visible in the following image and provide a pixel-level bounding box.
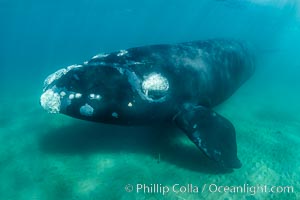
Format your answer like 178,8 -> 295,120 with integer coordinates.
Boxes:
112,112 -> 119,118
43,64 -> 82,90
89,94 -> 102,100
92,53 -> 109,59
69,94 -> 75,100
75,93 -> 82,99
142,73 -> 169,96
60,91 -> 66,97
66,64 -> 82,71
80,104 -> 94,117
40,89 -> 61,113
117,50 -> 128,57
43,69 -> 67,89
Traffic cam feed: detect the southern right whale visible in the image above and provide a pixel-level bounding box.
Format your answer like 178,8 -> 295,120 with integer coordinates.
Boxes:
40,39 -> 255,168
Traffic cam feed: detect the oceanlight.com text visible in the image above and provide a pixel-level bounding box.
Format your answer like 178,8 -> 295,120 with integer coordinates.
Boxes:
124,183 -> 294,196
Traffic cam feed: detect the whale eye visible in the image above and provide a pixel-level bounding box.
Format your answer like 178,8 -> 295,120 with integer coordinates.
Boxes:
142,73 -> 169,100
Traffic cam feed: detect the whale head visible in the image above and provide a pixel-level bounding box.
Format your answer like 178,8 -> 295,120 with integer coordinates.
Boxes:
40,62 -> 171,125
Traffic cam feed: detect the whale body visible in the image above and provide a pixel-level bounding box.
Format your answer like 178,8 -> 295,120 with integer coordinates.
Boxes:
40,39 -> 255,168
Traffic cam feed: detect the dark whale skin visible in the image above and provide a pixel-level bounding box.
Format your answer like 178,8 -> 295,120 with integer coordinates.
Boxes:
40,39 -> 255,169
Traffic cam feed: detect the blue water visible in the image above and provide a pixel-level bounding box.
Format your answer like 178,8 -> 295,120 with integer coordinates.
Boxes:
1,0 -> 300,199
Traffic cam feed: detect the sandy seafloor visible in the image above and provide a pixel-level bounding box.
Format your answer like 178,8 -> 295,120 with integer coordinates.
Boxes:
0,52 -> 299,200
1,1 -> 300,200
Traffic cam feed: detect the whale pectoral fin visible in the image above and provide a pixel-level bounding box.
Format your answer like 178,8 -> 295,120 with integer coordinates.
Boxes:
174,105 -> 241,169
